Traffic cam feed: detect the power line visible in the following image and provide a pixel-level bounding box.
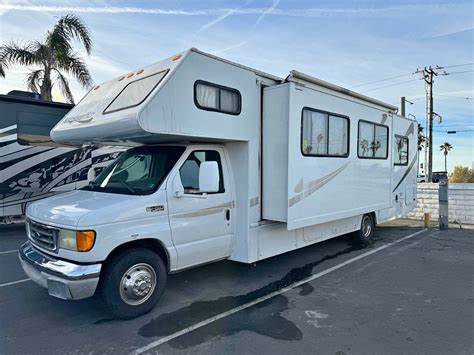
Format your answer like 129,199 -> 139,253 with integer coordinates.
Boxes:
349,72 -> 414,89
437,124 -> 474,127
435,93 -> 473,99
442,62 -> 474,69
359,78 -> 421,93
433,129 -> 474,133
441,69 -> 474,76
350,63 -> 472,89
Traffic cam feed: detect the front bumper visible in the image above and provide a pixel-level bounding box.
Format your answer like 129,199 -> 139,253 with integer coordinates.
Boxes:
19,241 -> 102,300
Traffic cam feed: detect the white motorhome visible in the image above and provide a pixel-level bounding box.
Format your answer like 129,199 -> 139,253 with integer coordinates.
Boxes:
20,48 -> 417,318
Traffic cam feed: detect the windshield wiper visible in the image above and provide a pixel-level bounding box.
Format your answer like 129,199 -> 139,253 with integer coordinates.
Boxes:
108,179 -> 137,194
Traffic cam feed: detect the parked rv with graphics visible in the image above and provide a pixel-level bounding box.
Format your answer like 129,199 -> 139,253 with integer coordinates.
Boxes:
19,48 -> 418,319
0,91 -> 122,223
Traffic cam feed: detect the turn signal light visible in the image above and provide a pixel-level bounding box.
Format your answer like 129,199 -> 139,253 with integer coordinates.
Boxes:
127,73 -> 134,78
76,231 -> 96,252
171,54 -> 182,61
136,69 -> 144,75
118,76 -> 125,81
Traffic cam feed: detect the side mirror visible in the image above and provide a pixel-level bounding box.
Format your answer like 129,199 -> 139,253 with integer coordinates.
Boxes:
87,167 -> 96,183
173,174 -> 184,198
199,161 -> 220,193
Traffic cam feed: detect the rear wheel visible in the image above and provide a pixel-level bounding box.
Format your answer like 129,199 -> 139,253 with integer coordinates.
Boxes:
352,214 -> 374,246
100,248 -> 167,319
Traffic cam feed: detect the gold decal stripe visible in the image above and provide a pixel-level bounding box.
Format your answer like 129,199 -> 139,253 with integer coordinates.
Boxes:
172,201 -> 234,219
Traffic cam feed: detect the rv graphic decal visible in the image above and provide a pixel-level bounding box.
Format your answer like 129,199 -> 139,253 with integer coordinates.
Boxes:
392,154 -> 417,192
172,201 -> 234,218
288,162 -> 350,207
1,125 -> 122,222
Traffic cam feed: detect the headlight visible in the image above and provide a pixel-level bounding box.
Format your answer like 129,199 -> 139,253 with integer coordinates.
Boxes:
58,229 -> 96,252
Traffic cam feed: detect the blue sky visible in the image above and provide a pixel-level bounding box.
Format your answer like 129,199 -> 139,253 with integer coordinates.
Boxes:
0,0 -> 472,172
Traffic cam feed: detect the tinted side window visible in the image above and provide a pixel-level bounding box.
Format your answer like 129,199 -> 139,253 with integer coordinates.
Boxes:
179,150 -> 225,194
301,107 -> 349,157
358,120 -> 389,159
194,81 -> 241,115
394,135 -> 409,165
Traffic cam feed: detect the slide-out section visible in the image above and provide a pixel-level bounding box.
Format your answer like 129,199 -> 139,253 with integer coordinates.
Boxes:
262,81 -> 393,230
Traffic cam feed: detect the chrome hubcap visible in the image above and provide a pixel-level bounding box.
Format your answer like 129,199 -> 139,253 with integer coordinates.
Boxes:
119,263 -> 156,306
362,216 -> 372,238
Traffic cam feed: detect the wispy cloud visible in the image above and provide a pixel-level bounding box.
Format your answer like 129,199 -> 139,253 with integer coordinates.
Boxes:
211,0 -> 280,55
0,3 -> 464,17
197,7 -> 241,33
254,0 -> 280,27
212,40 -> 250,55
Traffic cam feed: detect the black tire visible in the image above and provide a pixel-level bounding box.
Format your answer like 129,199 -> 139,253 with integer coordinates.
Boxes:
100,248 -> 167,319
352,214 -> 374,246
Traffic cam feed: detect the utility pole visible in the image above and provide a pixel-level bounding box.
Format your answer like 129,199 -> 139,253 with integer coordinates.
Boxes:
416,66 -> 441,182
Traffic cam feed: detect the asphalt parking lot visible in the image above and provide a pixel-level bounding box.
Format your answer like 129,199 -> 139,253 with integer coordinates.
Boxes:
1,220 -> 473,354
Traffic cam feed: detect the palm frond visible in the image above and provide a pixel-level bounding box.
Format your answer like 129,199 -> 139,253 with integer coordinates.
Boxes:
49,14 -> 92,54
26,69 -> 44,93
54,69 -> 74,104
56,51 -> 93,89
30,41 -> 52,63
0,42 -> 39,75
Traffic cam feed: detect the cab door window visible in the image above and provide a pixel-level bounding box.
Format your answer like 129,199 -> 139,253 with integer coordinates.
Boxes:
179,150 -> 225,194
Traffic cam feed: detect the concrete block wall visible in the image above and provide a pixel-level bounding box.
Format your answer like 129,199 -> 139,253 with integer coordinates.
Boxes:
407,183 -> 474,225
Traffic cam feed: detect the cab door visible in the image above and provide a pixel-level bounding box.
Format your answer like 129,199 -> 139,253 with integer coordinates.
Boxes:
166,148 -> 234,269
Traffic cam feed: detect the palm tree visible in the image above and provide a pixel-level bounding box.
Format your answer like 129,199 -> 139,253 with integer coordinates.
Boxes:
440,142 -> 453,172
417,124 -> 425,152
0,14 -> 93,103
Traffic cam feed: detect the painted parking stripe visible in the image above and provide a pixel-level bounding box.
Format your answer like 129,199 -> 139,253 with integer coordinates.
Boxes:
131,228 -> 428,354
0,278 -> 30,288
0,249 -> 18,255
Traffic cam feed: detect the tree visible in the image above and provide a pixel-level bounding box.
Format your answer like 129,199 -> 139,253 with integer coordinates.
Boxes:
417,124 -> 426,174
439,142 -> 453,172
0,14 -> 93,103
450,166 -> 474,183
418,124 -> 425,152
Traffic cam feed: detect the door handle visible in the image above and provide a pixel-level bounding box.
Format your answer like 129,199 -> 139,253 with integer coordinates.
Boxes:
225,209 -> 231,221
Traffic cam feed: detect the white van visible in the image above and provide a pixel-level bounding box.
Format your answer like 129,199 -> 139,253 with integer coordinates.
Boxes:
19,48 -> 417,318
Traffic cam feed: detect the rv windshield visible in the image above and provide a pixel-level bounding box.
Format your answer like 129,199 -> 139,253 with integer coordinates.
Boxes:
84,145 -> 185,195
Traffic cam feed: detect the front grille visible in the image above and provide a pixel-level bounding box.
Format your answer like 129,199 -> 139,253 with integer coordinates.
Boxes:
27,219 -> 59,252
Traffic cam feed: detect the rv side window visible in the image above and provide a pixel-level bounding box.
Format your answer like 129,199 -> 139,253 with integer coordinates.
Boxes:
103,70 -> 168,114
301,107 -> 349,157
394,135 -> 409,165
194,81 -> 241,115
180,150 -> 225,194
357,120 -> 389,159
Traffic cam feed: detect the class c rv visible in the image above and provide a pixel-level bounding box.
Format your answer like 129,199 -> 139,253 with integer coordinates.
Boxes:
20,48 -> 417,319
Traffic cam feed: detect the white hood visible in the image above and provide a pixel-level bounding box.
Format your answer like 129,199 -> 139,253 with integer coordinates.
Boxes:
26,190 -> 166,228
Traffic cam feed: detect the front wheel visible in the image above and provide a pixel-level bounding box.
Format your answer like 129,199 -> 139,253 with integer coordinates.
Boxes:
100,248 -> 167,319
352,214 -> 374,246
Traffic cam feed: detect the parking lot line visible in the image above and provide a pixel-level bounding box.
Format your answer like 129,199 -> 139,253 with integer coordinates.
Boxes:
0,278 -> 30,288
0,249 -> 18,255
131,228 -> 428,354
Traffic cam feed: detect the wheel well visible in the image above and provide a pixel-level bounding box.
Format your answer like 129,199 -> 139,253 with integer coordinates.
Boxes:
104,239 -> 170,272
369,212 -> 377,226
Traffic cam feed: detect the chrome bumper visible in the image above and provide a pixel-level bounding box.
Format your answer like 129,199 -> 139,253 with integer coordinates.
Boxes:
19,241 -> 102,300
